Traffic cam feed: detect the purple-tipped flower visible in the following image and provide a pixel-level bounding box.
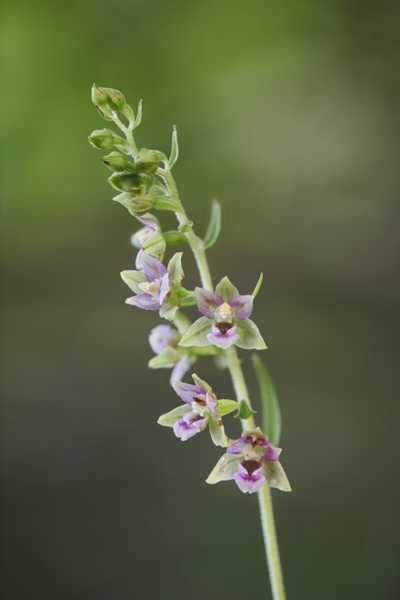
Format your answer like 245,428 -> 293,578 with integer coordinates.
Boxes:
121,252 -> 184,321
148,324 -> 191,383
130,213 -> 165,269
179,276 -> 267,350
157,374 -> 229,447
206,428 -> 291,493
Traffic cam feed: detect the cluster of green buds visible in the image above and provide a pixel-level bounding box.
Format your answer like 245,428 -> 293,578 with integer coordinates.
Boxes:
88,84 -> 291,495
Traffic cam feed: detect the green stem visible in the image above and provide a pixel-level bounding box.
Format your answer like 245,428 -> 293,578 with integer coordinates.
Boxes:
226,345 -> 286,600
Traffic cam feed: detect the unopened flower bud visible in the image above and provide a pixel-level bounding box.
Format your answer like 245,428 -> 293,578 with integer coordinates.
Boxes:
88,129 -> 117,149
108,172 -> 141,192
113,191 -> 155,215
91,83 -> 108,107
100,151 -> 130,172
103,87 -> 127,111
95,104 -> 113,121
135,148 -> 166,175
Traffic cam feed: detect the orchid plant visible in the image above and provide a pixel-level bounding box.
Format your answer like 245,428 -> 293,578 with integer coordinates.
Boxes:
88,84 -> 291,600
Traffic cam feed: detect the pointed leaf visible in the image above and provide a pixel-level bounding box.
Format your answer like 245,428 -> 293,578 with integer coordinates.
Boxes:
263,460 -> 291,492
157,404 -> 191,427
235,399 -> 256,420
203,199 -> 221,250
179,317 -> 212,347
153,195 -> 182,213
252,273 -> 264,298
235,319 -> 267,350
120,270 -> 146,294
169,125 -> 179,169
216,399 -> 239,416
208,416 -> 228,447
133,99 -> 143,129
252,355 -> 281,446
215,276 -> 239,302
206,453 -> 239,484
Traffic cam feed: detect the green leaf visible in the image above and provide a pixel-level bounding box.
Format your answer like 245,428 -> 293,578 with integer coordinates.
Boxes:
215,276 -> 239,302
179,316 -> 212,347
206,453 -> 239,484
153,195 -> 182,213
169,125 -> 179,169
203,199 -> 221,250
133,99 -> 143,129
216,399 -> 239,416
167,252 -> 184,288
252,273 -> 264,297
235,399 -> 256,420
208,416 -> 228,447
252,355 -> 281,446
179,296 -> 197,308
235,319 -> 267,350
120,270 -> 146,294
263,460 -> 291,492
157,404 -> 191,427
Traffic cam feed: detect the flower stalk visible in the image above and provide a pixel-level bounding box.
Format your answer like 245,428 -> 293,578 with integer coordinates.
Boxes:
88,83 -> 290,600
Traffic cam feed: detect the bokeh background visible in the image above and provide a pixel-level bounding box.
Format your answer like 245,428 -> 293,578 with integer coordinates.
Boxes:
1,0 -> 400,598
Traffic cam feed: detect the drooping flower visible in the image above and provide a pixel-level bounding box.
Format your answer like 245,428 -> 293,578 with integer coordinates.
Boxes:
206,428 -> 291,493
157,374 -> 238,447
120,252 -> 184,321
148,324 -> 192,383
179,276 -> 267,350
130,213 -> 166,269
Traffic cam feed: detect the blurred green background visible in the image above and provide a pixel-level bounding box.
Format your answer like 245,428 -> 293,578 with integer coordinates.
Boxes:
1,0 -> 399,598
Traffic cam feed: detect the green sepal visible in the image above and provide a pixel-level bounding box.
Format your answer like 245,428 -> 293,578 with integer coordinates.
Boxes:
108,172 -> 141,192
142,230 -> 166,263
203,199 -> 221,250
167,253 -> 184,288
100,151 -> 131,172
179,317 -> 212,347
209,416 -> 228,447
148,347 -> 185,369
216,399 -> 239,416
206,453 -> 239,484
235,319 -> 267,350
215,276 -> 239,302
103,87 -> 127,111
252,355 -> 281,446
263,460 -> 292,492
157,404 -> 191,427
95,104 -> 113,121
235,399 -> 256,420
160,295 -> 180,322
120,269 -> 146,294
136,148 -> 167,175
169,125 -> 179,169
192,346 -> 220,357
153,195 -> 182,213
252,273 -> 264,298
91,83 -> 108,107
191,373 -> 212,392
163,231 -> 188,245
113,191 -> 155,216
